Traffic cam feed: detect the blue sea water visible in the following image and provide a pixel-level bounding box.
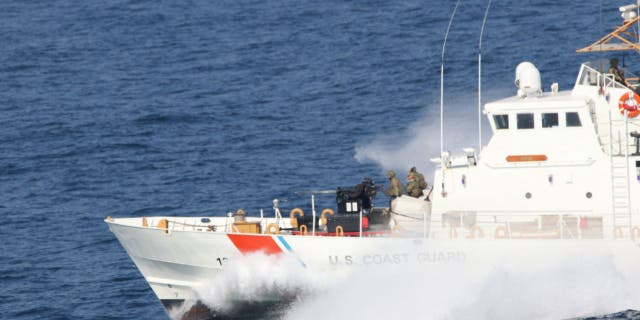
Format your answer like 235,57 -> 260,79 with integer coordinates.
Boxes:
1,0 -> 637,319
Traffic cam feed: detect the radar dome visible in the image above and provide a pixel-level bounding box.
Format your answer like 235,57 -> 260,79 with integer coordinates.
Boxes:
515,62 -> 542,98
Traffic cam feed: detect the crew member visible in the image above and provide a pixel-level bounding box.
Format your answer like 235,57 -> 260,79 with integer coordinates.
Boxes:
405,172 -> 422,198
409,166 -> 428,191
233,209 -> 246,222
608,58 -> 625,84
385,170 -> 403,198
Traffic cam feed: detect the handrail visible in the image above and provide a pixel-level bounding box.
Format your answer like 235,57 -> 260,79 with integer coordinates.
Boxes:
577,62 -> 637,90
430,210 -> 637,240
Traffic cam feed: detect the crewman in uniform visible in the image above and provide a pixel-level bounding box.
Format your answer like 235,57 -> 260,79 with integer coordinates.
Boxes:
409,166 -> 428,191
385,170 -> 403,198
608,58 -> 625,84
405,172 -> 422,198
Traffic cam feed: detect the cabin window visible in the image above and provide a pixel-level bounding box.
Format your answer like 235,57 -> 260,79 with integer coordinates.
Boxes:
542,113 -> 559,128
566,112 -> 582,127
493,114 -> 509,129
517,113 -> 534,129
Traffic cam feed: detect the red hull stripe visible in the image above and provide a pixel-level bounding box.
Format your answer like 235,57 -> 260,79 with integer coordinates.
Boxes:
227,234 -> 283,255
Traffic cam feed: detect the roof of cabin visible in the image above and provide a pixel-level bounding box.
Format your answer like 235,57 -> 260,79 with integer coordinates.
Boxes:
484,90 -> 585,113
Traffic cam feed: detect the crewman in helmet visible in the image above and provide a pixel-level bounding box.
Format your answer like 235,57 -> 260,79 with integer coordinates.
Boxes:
405,172 -> 422,198
409,166 -> 428,191
385,170 -> 403,198
608,58 -> 625,84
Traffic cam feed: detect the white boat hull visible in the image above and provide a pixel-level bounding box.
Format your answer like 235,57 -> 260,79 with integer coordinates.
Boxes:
107,217 -> 640,318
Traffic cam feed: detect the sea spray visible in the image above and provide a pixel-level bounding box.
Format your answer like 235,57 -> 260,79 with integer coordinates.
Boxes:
180,239 -> 640,319
283,242 -> 640,320
191,252 -> 345,315
354,89 -> 509,176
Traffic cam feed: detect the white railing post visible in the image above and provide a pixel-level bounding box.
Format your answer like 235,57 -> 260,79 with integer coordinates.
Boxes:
311,194 -> 316,236
626,110 -> 632,233
359,208 -> 363,238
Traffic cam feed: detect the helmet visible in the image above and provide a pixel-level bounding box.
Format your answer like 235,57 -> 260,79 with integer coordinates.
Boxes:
386,170 -> 395,178
410,166 -> 417,172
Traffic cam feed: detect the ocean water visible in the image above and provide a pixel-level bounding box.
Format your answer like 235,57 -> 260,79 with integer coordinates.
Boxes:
1,0 -> 638,319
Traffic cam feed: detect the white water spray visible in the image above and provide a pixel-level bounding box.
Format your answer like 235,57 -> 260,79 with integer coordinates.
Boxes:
190,253 -> 344,314
182,242 -> 640,320
354,93 -> 504,178
282,244 -> 640,320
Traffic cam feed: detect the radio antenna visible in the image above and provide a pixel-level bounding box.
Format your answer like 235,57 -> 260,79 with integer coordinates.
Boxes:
478,0 -> 492,152
440,0 -> 462,156
439,0 -> 461,198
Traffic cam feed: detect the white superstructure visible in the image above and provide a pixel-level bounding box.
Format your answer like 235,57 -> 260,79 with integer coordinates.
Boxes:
429,62 -> 640,236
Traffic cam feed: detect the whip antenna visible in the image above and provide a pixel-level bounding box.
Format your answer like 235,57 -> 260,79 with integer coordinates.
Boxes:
478,0 -> 492,152
440,0 -> 462,156
439,0 -> 461,197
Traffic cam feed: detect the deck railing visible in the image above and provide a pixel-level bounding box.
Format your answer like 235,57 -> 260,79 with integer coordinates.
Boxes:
131,207 -> 640,242
577,61 -> 640,90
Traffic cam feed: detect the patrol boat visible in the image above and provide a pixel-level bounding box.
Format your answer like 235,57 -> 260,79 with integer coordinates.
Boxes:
106,7 -> 640,319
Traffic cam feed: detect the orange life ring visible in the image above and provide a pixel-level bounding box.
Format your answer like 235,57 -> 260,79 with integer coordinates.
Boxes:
157,219 -> 169,234
494,226 -> 508,239
320,208 -> 335,225
299,225 -> 308,235
335,225 -> 344,237
290,208 -> 304,227
266,223 -> 280,234
466,225 -> 484,239
618,92 -> 640,118
613,226 -> 624,239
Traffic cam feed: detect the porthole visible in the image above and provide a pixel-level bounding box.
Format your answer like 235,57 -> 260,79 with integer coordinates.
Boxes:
525,192 -> 532,199
586,192 -> 592,199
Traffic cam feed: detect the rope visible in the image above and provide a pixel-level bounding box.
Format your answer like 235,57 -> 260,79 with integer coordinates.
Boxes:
389,210 -> 424,221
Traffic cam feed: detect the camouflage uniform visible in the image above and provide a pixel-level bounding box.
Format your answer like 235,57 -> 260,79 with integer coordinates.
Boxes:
405,173 -> 422,198
608,58 -> 624,83
385,170 -> 403,198
410,166 -> 428,190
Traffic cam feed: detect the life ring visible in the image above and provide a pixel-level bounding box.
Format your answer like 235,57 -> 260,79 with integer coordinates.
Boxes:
299,225 -> 308,235
266,223 -> 280,235
157,218 -> 169,234
320,208 -> 335,225
632,227 -> 640,241
494,226 -> 508,239
613,226 -> 624,239
618,92 -> 640,118
290,208 -> 304,228
466,225 -> 484,239
335,225 -> 344,237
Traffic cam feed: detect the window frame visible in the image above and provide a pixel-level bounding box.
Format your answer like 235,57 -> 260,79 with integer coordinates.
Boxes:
517,113 -> 535,129
541,112 -> 559,128
565,112 -> 582,127
493,114 -> 509,130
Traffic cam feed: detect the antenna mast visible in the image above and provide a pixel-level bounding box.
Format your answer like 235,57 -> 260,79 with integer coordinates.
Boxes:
440,0 -> 462,156
478,0 -> 492,152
